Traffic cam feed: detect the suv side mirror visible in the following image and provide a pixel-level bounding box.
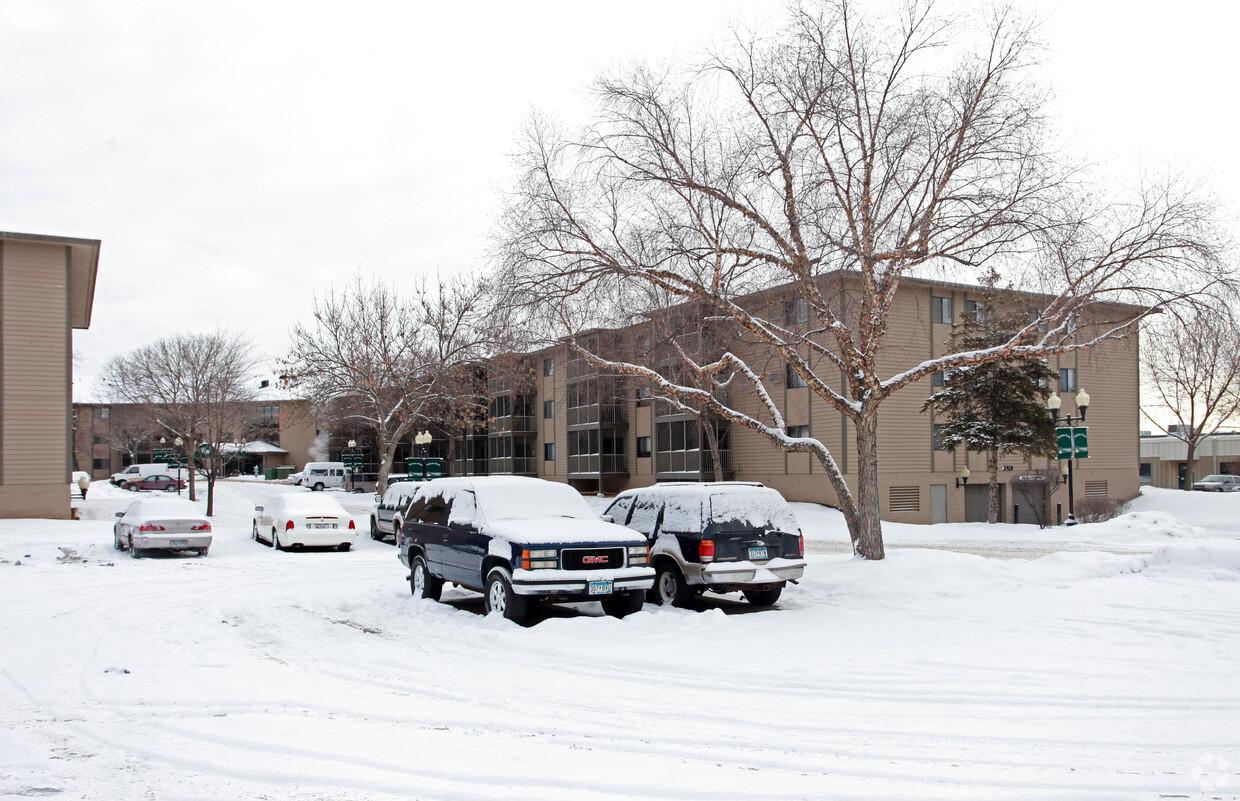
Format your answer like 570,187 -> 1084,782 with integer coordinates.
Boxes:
601,514 -> 615,524
114,511 -> 123,518
254,505 -> 263,513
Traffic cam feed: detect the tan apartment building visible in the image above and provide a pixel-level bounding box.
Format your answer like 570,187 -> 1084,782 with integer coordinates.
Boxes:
453,276 -> 1139,525
1,230 -> 100,519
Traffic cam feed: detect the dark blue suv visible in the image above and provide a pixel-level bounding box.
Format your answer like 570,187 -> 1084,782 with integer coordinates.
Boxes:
397,477 -> 655,623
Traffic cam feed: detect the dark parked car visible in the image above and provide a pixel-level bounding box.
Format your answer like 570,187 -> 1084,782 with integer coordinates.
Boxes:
397,476 -> 655,623
369,480 -> 421,541
121,474 -> 186,492
603,482 -> 807,607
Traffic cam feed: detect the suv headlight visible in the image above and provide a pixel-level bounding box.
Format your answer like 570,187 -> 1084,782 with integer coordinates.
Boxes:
522,549 -> 559,569
627,545 -> 649,566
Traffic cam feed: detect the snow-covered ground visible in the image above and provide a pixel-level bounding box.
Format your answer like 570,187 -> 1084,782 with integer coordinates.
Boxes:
2,481 -> 1237,800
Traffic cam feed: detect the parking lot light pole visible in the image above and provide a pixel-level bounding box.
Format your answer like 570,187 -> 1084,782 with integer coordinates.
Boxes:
1048,388 -> 1091,526
346,439 -> 357,492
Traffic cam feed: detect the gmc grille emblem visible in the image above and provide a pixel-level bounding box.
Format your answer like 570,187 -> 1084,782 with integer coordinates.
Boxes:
582,555 -> 610,564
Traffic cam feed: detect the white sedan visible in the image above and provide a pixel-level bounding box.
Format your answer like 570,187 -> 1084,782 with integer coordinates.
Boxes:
253,494 -> 356,552
114,498 -> 213,558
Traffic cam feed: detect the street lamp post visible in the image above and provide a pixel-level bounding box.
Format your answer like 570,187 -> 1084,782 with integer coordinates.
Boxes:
346,439 -> 358,492
1048,388 -> 1091,526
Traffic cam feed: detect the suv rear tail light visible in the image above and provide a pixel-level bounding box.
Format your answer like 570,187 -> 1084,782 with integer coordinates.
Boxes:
285,520 -> 295,531
699,539 -> 715,563
797,534 -> 804,559
348,519 -> 356,530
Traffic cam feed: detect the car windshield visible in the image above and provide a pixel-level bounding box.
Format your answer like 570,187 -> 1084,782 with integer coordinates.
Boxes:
1200,475 -> 1231,482
709,490 -> 799,533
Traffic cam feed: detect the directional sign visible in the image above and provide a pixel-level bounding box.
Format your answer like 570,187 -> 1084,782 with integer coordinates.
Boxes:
1056,426 -> 1089,460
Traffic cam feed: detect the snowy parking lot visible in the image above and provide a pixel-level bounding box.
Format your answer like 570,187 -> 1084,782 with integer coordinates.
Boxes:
2,481 -> 1238,800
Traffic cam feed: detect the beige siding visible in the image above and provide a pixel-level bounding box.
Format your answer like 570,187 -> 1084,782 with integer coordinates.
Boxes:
3,241 -> 70,490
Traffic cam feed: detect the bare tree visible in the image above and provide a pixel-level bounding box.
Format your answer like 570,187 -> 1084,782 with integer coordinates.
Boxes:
97,332 -> 261,515
496,0 -> 1225,559
1141,306 -> 1240,486
285,273 -> 491,493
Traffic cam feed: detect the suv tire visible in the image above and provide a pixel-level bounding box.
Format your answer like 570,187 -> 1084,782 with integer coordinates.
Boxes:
651,562 -> 692,608
742,586 -> 783,606
601,590 -> 644,618
410,555 -> 443,601
484,569 -> 529,624
370,517 -> 381,540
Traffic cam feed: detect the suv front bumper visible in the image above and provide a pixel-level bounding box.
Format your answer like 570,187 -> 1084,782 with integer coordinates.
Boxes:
511,566 -> 655,597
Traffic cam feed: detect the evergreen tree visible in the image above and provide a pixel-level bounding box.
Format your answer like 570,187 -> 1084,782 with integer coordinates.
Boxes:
922,277 -> 1058,523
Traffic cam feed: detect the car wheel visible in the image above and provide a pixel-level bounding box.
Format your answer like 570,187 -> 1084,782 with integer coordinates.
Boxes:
126,484 -> 139,492
370,517 -> 381,540
390,517 -> 402,543
113,528 -> 123,550
198,548 -> 209,557
483,569 -> 528,624
410,555 -> 443,601
312,482 -> 325,492
163,484 -> 177,492
651,562 -> 692,607
338,542 -> 351,552
128,537 -> 141,559
742,586 -> 784,606
252,522 -> 259,542
601,590 -> 644,618
271,528 -> 281,550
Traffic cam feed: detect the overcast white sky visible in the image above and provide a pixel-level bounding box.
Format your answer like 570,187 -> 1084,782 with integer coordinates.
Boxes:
1,0 -> 1236,402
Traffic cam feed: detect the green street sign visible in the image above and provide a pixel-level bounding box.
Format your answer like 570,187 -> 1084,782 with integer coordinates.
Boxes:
1056,427 -> 1074,460
425,458 -> 443,479
1073,427 -> 1089,459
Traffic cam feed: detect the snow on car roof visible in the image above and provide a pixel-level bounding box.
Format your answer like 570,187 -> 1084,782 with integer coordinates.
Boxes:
124,498 -> 205,520
418,476 -> 595,522
617,482 -> 799,533
266,494 -> 350,514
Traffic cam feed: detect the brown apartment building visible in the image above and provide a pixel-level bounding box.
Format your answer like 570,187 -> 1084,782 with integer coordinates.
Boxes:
455,275 -> 1139,525
0,231 -> 100,519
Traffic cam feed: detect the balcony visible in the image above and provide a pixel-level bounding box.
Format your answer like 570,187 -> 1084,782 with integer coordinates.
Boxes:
489,415 -> 536,435
567,404 -> 627,428
567,453 -> 629,476
488,456 -> 537,475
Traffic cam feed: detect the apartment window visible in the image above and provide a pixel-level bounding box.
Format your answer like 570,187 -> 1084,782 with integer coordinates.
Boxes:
787,425 -> 810,438
260,404 -> 279,424
92,406 -> 109,419
92,458 -> 109,471
636,436 -> 652,458
1139,463 -> 1152,484
965,299 -> 985,323
932,423 -> 950,451
1059,367 -> 1077,392
932,371 -> 945,387
543,358 -> 555,376
544,442 -> 555,461
92,434 -> 105,444
931,296 -> 953,324
543,400 -> 555,419
786,298 -> 809,325
786,364 -> 808,389
635,386 -> 652,407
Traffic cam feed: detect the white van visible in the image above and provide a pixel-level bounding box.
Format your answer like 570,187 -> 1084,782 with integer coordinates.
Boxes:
290,462 -> 347,491
110,463 -> 171,486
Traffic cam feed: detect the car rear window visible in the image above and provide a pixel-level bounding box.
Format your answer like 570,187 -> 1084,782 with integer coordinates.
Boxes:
709,490 -> 799,533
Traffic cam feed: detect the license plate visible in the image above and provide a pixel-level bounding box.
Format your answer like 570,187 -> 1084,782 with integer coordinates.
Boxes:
588,579 -> 614,596
170,539 -> 188,546
748,546 -> 768,560
310,523 -> 336,529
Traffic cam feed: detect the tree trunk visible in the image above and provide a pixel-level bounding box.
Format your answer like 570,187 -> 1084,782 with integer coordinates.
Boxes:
702,416 -> 724,482
987,448 -> 1000,524
187,445 -> 198,502
376,430 -> 392,495
1184,440 -> 1198,489
852,410 -> 886,560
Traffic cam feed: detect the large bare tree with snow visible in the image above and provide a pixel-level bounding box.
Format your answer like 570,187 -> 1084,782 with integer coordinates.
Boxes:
97,331 -> 261,515
496,0 -> 1226,559
1141,306 -> 1240,486
284,273 -> 492,493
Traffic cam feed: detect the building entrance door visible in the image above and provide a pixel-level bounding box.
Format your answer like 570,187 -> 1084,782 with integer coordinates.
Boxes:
929,484 -> 947,524
964,483 -> 1005,523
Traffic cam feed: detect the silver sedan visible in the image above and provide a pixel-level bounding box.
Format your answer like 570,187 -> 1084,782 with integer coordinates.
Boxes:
114,497 -> 213,558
